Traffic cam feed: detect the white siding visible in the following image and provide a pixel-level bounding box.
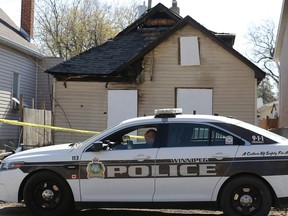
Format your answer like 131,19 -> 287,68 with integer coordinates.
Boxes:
0,44 -> 37,143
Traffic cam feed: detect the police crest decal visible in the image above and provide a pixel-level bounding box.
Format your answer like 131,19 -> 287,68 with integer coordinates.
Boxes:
86,157 -> 105,178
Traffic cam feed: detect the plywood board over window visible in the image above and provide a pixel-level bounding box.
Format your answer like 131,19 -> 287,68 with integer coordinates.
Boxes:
180,36 -> 200,66
176,88 -> 212,114
107,90 -> 138,128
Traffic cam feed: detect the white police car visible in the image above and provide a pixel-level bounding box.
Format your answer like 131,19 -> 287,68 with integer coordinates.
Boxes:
0,109 -> 288,216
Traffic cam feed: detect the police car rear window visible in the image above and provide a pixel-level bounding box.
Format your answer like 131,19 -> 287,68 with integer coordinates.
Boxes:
166,123 -> 244,147
211,122 -> 282,144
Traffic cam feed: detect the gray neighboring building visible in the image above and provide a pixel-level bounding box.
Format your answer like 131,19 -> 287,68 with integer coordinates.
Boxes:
0,0 -> 62,146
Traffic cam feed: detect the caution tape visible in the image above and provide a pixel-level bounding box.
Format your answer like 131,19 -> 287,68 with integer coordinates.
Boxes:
0,118 -> 99,134
0,118 -> 145,139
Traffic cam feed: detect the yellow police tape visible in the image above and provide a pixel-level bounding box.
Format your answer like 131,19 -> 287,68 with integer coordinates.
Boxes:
0,118 -> 145,139
0,118 -> 99,134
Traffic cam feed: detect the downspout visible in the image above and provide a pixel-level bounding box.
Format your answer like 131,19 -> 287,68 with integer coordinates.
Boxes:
52,77 -> 56,144
35,59 -> 38,109
150,51 -> 154,81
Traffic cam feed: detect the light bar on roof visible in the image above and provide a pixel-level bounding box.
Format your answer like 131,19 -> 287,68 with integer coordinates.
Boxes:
155,108 -> 183,115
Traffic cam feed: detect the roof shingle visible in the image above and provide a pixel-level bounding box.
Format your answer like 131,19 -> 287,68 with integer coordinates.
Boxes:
46,3 -> 265,84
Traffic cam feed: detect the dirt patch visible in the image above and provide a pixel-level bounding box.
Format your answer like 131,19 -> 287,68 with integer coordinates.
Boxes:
0,202 -> 287,216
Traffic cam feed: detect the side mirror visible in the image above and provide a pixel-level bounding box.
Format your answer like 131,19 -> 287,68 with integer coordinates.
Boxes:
89,141 -> 104,152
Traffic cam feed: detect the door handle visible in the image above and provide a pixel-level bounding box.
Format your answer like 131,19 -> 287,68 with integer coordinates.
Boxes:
212,152 -> 230,160
135,154 -> 150,162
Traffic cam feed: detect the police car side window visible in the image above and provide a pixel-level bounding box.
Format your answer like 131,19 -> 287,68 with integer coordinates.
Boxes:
167,124 -> 244,147
167,124 -> 209,147
102,125 -> 159,150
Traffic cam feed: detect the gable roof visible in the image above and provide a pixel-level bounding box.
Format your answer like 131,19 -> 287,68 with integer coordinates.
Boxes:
0,8 -> 42,58
47,3 -> 265,84
117,3 -> 182,37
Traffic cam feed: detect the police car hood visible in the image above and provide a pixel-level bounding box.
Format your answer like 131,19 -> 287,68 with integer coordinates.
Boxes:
4,143 -> 75,162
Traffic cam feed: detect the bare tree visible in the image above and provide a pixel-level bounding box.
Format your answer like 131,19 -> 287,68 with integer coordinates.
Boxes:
112,1 -> 139,31
246,20 -> 279,83
246,19 -> 279,103
34,0 -> 139,59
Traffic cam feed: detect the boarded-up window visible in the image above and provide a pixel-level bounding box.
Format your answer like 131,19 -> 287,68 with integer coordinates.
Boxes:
176,88 -> 212,114
179,36 -> 200,66
107,90 -> 137,128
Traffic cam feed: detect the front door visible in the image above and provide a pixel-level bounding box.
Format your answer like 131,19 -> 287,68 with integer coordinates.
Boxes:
80,149 -> 158,202
79,124 -> 161,202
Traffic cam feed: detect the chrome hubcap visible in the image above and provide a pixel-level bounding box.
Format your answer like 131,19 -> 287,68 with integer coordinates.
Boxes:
240,194 -> 253,207
42,189 -> 54,201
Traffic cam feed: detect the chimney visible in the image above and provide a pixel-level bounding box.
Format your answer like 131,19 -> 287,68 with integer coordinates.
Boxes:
170,0 -> 180,15
21,0 -> 34,41
137,2 -> 147,18
148,0 -> 152,9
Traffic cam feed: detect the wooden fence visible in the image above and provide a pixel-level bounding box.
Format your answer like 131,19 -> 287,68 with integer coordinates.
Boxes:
259,117 -> 279,130
22,108 -> 52,146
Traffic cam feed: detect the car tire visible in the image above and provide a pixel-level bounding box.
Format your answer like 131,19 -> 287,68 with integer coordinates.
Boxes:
220,175 -> 272,216
23,171 -> 74,216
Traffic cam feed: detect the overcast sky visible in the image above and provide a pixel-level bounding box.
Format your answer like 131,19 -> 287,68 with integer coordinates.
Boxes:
1,0 -> 283,54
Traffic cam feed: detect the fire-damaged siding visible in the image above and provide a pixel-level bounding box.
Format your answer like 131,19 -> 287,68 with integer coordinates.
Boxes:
138,25 -> 257,123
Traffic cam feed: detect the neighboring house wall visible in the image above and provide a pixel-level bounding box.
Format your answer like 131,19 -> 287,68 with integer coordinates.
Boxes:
278,20 -> 288,127
275,0 -> 288,128
52,25 -> 257,144
0,44 -> 37,146
37,57 -> 63,110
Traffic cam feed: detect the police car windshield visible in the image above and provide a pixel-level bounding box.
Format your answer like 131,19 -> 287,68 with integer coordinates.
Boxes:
77,122 -> 123,148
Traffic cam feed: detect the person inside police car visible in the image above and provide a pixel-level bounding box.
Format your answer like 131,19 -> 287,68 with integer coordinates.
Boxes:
144,129 -> 157,147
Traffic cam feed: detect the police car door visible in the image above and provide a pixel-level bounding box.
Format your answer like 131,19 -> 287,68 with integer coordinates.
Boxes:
80,125 -> 160,202
154,123 -> 241,202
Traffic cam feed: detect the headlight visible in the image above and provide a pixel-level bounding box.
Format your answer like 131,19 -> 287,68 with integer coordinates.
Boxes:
0,161 -> 24,170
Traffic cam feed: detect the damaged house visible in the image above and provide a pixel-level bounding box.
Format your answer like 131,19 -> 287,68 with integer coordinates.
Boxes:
46,3 -> 265,143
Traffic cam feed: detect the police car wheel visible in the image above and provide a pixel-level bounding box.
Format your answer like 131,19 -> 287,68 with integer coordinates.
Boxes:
23,171 -> 74,216
220,175 -> 272,216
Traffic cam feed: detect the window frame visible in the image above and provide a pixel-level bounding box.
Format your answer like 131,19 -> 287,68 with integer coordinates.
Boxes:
12,72 -> 20,99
